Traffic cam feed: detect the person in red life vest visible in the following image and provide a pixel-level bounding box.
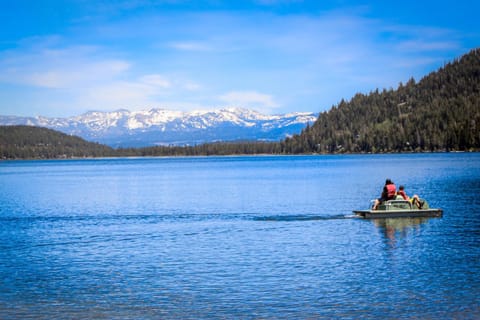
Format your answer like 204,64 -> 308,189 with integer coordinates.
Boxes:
397,185 -> 423,208
373,178 -> 396,210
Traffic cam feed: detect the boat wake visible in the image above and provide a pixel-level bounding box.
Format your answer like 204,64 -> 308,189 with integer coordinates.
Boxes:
253,214 -> 356,222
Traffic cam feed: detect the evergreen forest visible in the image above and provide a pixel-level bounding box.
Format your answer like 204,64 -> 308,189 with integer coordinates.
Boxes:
0,126 -> 114,159
283,48 -> 480,153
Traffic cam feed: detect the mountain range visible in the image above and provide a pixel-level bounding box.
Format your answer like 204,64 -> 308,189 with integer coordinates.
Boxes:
0,107 -> 317,147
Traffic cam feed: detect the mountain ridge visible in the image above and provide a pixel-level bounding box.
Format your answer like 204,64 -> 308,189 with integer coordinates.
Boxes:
0,107 -> 317,147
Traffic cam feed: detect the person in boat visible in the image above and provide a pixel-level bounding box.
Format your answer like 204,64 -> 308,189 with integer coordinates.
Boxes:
397,185 -> 423,208
397,185 -> 410,200
373,178 -> 396,210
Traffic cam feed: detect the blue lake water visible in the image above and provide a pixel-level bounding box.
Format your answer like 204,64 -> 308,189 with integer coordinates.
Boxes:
1,154 -> 479,319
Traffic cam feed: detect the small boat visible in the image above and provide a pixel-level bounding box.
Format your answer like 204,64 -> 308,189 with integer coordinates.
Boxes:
353,199 -> 443,219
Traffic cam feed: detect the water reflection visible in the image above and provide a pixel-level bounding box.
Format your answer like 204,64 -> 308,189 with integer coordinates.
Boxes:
373,217 -> 430,247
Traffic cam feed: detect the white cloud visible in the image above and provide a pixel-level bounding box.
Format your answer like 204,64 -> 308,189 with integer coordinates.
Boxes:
254,0 -> 302,5
24,60 -> 130,88
219,91 -> 278,112
79,75 -> 197,110
139,74 -> 171,88
183,81 -> 202,91
396,40 -> 460,52
168,41 -> 212,52
85,81 -> 156,107
0,44 -> 130,88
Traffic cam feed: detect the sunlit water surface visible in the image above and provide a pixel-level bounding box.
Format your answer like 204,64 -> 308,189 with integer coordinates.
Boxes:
1,154 -> 479,319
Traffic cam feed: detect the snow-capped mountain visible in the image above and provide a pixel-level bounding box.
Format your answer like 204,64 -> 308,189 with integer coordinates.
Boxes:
0,107 -> 317,147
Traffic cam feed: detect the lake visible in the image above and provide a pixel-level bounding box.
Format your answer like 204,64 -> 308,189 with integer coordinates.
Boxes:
1,154 -> 479,319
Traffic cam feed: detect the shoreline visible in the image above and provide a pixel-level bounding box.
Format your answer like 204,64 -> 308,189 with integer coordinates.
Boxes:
2,149 -> 478,161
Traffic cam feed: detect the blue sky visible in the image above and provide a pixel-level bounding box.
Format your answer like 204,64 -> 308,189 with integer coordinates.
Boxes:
0,0 -> 478,117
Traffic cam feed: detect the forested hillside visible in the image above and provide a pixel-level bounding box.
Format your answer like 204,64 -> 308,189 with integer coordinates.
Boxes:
283,48 -> 480,153
0,125 -> 113,159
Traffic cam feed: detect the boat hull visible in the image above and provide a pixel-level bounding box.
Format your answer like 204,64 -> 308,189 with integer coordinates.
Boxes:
354,208 -> 443,219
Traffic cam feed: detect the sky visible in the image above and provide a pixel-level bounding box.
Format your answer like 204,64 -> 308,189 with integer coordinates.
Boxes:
0,0 -> 478,117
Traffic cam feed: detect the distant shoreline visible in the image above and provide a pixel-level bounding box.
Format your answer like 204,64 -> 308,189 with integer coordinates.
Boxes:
2,150 -> 478,161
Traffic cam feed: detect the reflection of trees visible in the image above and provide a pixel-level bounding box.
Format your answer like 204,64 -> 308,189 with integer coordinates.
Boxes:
373,217 -> 429,246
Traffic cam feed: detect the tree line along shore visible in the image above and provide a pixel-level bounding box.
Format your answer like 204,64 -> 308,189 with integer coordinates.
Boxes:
1,48 -> 479,160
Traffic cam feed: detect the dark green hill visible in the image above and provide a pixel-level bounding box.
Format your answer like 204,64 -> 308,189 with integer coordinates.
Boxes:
283,48 -> 480,153
0,125 -> 114,159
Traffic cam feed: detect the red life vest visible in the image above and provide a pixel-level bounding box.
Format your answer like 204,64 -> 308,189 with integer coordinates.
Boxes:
386,184 -> 396,199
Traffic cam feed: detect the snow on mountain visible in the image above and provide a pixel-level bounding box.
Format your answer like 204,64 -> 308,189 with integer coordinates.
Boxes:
0,107 -> 317,147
